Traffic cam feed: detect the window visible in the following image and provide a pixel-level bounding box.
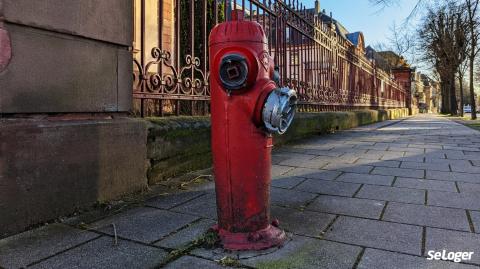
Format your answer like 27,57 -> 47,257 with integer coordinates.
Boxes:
291,52 -> 300,66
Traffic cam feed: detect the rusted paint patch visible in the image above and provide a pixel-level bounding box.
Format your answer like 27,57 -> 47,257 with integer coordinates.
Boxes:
0,26 -> 11,72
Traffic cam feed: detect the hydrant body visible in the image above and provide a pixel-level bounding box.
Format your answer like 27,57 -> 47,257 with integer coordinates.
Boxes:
209,11 -> 296,250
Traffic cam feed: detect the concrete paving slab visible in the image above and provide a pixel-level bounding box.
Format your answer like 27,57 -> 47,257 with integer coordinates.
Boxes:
394,177 -> 458,192
451,165 -> 480,174
424,152 -> 448,160
279,158 -> 329,169
426,171 -> 480,184
457,182 -> 480,193
273,151 -> 316,160
307,195 -> 385,219
271,165 -> 295,178
271,206 -> 335,237
356,185 -> 425,204
354,158 -> 401,168
371,167 -> 425,179
271,187 -> 318,208
426,158 -> 471,166
145,191 -> 206,210
358,248 -> 478,269
390,146 -> 425,153
240,236 -> 362,269
29,236 -> 166,269
408,143 -> 443,149
0,224 -> 99,269
383,202 -> 470,231
322,163 -> 374,174
277,153 -> 317,167
295,179 -> 361,197
313,155 -> 359,164
155,219 -> 216,249
379,152 -> 407,160
271,176 -> 308,189
284,168 -> 341,180
90,207 -> 197,243
400,161 -> 451,172
170,193 -> 218,219
324,216 -> 422,255
428,191 -> 480,210
343,152 -> 382,160
426,228 -> 480,265
397,156 -> 427,163
336,172 -> 394,186
163,256 -> 233,269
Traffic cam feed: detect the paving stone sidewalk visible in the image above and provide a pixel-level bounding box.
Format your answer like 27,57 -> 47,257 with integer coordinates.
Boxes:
2,114 -> 480,268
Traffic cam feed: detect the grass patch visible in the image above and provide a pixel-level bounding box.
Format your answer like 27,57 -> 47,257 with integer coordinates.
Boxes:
158,230 -> 220,267
465,123 -> 480,131
217,256 -> 243,267
255,243 -> 317,269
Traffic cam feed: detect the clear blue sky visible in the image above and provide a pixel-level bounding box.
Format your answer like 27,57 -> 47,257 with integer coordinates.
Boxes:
302,0 -> 420,47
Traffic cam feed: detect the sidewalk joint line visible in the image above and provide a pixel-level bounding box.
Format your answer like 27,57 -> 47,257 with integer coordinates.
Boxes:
352,184 -> 364,198
321,215 -> 339,235
391,176 -> 397,187
424,190 -> 428,206
352,247 -> 366,269
150,217 -> 204,245
421,226 -> 426,256
26,235 -> 103,267
455,181 -> 461,193
466,210 -> 476,233
379,201 -> 389,220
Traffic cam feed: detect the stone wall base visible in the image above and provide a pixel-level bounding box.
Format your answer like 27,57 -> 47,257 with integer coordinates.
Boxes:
0,117 -> 148,237
146,108 -> 410,184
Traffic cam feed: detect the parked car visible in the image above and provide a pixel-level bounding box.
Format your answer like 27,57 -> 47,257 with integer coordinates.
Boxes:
464,105 -> 472,113
419,103 -> 428,113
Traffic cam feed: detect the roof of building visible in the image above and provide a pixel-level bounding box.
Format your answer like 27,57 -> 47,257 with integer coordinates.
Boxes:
305,8 -> 347,38
305,8 -> 364,50
346,32 -> 362,47
377,51 -> 410,68
366,46 -> 391,72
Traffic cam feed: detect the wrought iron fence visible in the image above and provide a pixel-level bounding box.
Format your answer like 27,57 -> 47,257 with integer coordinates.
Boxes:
133,0 -> 407,117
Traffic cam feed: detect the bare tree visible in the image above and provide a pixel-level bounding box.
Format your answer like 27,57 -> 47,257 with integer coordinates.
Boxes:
387,22 -> 417,65
369,0 -> 427,21
465,0 -> 479,119
418,1 -> 468,115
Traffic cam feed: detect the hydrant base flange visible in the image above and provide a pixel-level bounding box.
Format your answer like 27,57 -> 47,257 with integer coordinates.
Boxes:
215,224 -> 287,251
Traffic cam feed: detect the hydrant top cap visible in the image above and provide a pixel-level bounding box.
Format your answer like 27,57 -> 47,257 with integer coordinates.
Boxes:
209,12 -> 268,46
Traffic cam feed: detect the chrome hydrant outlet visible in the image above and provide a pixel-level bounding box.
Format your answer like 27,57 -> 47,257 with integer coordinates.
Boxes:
262,87 -> 297,134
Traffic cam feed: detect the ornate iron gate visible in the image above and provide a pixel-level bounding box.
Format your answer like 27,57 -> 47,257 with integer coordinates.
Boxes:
133,0 -> 407,117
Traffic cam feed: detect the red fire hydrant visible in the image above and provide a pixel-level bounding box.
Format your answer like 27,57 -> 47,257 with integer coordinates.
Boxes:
209,10 -> 297,250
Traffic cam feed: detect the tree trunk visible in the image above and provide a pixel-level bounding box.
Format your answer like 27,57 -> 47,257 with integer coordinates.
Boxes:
470,52 -> 477,119
459,73 -> 464,117
450,72 -> 458,115
441,77 -> 450,114
441,81 -> 445,114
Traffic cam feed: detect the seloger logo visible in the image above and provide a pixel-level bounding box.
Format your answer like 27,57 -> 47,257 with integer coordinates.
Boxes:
427,250 -> 474,263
